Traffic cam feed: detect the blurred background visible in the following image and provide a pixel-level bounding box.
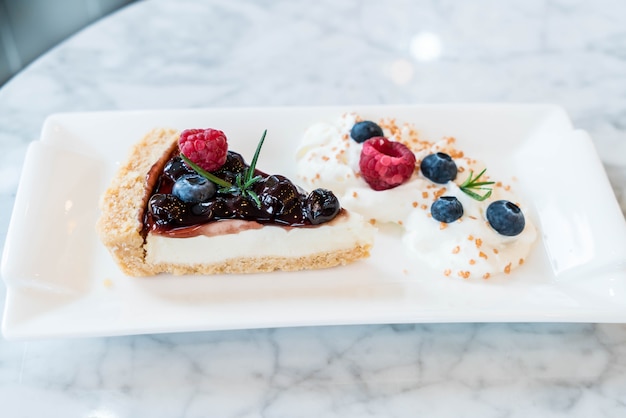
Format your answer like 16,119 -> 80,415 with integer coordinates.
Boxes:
0,0 -> 134,85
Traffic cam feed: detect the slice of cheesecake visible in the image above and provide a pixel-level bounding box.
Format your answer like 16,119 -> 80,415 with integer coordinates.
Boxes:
96,128 -> 374,277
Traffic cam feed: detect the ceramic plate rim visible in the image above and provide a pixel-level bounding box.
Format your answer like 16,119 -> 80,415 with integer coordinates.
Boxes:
2,104 -> 626,340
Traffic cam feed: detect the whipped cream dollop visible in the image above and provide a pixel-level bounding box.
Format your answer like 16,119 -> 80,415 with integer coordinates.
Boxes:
295,113 -> 537,279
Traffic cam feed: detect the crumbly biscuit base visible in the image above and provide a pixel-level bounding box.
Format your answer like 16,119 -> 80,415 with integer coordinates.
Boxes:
96,128 -> 179,276
141,244 -> 371,276
97,128 -> 372,277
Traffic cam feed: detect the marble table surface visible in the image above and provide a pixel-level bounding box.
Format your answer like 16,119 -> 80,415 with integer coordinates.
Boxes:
1,0 -> 626,416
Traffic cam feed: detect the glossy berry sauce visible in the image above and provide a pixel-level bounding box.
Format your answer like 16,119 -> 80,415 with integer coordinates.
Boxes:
144,149 -> 342,235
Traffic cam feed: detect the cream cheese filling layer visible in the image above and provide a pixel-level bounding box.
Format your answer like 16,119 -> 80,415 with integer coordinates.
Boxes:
144,211 -> 375,265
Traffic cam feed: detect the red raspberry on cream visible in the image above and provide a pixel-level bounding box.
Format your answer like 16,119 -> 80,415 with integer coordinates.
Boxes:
179,128 -> 228,172
359,137 -> 416,191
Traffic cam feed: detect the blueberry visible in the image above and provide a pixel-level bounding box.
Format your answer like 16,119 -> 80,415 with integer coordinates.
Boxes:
193,197 -> 233,219
191,200 -> 216,217
420,153 -> 457,184
260,176 -> 302,211
257,175 -> 283,216
172,174 -> 216,203
259,176 -> 307,224
350,121 -> 384,143
149,194 -> 187,225
431,196 -> 463,223
213,151 -> 247,181
163,156 -> 195,181
305,188 -> 341,224
486,200 -> 525,236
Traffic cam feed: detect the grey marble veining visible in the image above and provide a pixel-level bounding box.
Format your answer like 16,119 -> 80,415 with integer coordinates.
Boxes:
2,324 -> 626,417
1,0 -> 626,416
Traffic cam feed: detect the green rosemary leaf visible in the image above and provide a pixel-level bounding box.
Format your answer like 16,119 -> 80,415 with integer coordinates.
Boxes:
460,171 -> 475,188
473,168 -> 487,180
246,130 -> 267,184
469,181 -> 496,187
459,168 -> 494,201
473,189 -> 492,201
244,175 -> 263,189
180,153 -> 232,188
236,173 -> 245,189
246,190 -> 261,208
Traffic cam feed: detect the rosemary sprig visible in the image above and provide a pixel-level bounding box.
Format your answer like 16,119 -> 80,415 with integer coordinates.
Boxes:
180,154 -> 232,188
180,129 -> 268,208
226,170 -> 263,208
246,129 -> 266,184
459,168 -> 495,201
230,129 -> 267,208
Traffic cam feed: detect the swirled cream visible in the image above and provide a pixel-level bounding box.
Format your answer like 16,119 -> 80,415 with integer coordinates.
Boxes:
295,113 -> 537,279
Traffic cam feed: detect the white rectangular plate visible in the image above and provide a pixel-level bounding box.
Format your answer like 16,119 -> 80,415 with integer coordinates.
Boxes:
2,104 -> 626,340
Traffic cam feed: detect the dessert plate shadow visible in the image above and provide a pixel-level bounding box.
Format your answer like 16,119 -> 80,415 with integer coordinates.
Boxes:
2,104 -> 626,340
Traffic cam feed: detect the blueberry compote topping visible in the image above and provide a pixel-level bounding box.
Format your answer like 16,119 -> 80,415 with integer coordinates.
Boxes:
145,151 -> 341,232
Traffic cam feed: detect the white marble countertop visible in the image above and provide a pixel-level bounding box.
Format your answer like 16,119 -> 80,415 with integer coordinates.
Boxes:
1,0 -> 626,416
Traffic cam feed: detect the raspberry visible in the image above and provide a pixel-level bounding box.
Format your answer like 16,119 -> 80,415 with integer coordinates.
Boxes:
359,137 -> 416,191
178,128 -> 228,172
